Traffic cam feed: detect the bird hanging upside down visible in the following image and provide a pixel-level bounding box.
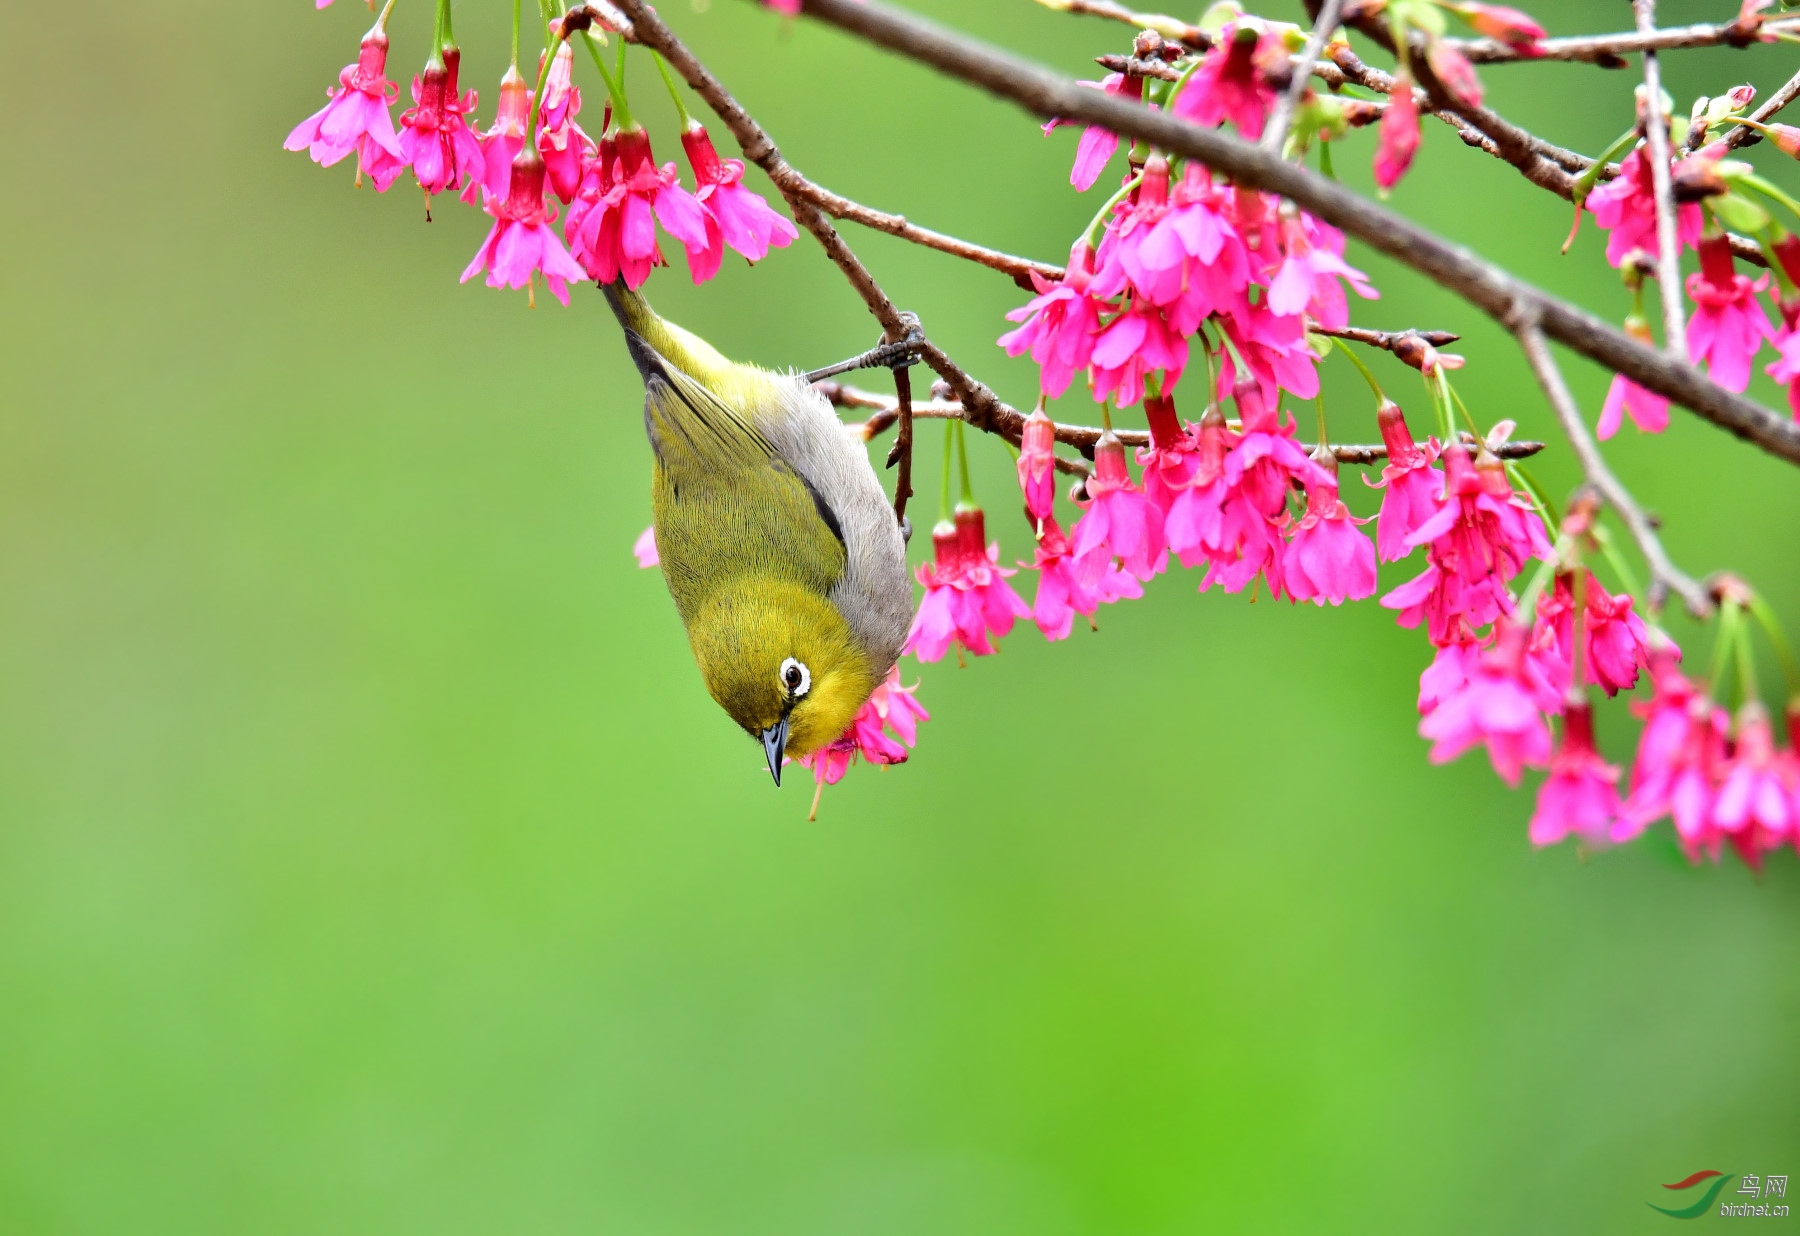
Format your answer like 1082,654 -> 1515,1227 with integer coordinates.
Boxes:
604,284 -> 914,785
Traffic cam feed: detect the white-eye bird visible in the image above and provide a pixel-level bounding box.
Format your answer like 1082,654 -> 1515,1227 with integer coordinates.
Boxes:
604,283 -> 914,785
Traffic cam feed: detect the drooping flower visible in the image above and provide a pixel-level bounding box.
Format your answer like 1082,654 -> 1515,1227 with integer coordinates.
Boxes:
398,46 -> 484,203
1365,399 -> 1443,563
1197,380 -> 1327,597
1090,303 -> 1187,410
1023,515 -> 1140,641
1586,146 -> 1705,269
1418,621 -> 1555,785
1000,240 -> 1108,399
284,6 -> 406,191
796,666 -> 928,790
478,65 -> 532,201
1456,2 -> 1548,51
1284,454 -> 1378,606
1171,23 -> 1280,139
1017,405 -> 1060,529
460,147 -> 590,305
1265,212 -> 1378,330
1598,318 -> 1671,437
1763,317 -> 1800,419
1162,404 -> 1236,569
536,42 -> 595,204
1528,696 -> 1621,847
903,508 -> 1033,662
566,126 -> 711,289
1374,72 -> 1421,191
681,122 -> 798,267
1136,393 -> 1201,516
1071,431 -> 1167,583
1618,692 -> 1729,857
1044,74 -> 1144,191
1686,233 -> 1775,392
1384,445 -> 1550,646
1426,41 -> 1484,109
633,525 -> 659,568
1712,702 -> 1794,860
1534,571 -> 1650,696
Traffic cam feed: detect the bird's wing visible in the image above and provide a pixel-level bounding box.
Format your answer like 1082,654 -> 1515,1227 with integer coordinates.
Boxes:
640,357 -> 848,610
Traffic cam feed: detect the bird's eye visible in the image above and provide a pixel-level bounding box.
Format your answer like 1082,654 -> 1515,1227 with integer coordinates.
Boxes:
779,657 -> 811,699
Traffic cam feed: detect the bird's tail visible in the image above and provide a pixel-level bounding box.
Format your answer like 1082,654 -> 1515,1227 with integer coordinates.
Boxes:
602,281 -> 741,395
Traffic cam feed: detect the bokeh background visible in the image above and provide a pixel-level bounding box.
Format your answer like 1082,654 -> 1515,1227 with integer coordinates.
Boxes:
2,0 -> 1797,1230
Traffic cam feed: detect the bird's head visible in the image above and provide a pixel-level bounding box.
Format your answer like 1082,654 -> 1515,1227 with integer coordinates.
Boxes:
687,578 -> 877,785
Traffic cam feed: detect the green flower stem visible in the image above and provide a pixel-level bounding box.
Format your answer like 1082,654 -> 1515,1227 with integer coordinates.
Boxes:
580,31 -> 633,128
524,25 -> 558,146
438,0 -> 455,50
1333,339 -> 1386,402
651,52 -> 694,128
1592,522 -> 1647,612
1739,171 -> 1800,227
939,419 -> 954,524
1747,594 -> 1800,698
1082,173 -> 1143,250
1709,600 -> 1743,702
954,417 -> 976,508
511,0 -> 521,69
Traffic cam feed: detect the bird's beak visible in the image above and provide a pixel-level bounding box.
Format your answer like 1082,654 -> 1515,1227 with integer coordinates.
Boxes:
760,717 -> 790,787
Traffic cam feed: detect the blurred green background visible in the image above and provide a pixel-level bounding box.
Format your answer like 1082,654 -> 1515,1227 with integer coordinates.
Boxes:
1,0 -> 1796,1230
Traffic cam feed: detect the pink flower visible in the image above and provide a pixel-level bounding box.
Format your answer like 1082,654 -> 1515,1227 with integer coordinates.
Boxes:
1023,516 -> 1140,640
1426,41 -> 1483,109
1618,693 -> 1728,856
1384,445 -> 1550,646
1162,405 -> 1237,569
1265,213 -> 1378,330
1017,405 -> 1059,529
284,10 -> 406,191
763,0 -> 802,13
567,127 -> 711,289
398,48 -> 484,202
1534,571 -> 1649,695
1712,703 -> 1793,858
1418,622 -> 1555,785
1586,147 -> 1705,269
1598,319 -> 1671,437
1374,72 -> 1420,191
1529,697 -> 1621,847
796,666 -> 928,789
1198,381 -> 1327,597
536,43 -> 595,205
1044,74 -> 1143,191
1217,302 -> 1321,405
1136,393 -> 1201,515
903,508 -> 1033,662
1763,317 -> 1800,420
460,149 -> 590,305
1686,233 -> 1775,392
1000,241 -> 1108,399
1419,638 -> 1483,717
1364,399 -> 1444,563
1284,457 -> 1377,606
633,525 -> 658,568
681,123 -> 798,267
1071,432 -> 1167,583
1458,2 -> 1548,50
478,66 -> 532,202
1171,23 -> 1279,139
1090,303 -> 1187,410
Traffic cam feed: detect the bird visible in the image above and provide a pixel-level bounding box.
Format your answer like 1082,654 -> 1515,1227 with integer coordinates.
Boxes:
603,283 -> 914,786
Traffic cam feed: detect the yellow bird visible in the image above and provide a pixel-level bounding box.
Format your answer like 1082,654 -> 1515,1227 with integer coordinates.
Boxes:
605,284 -> 914,784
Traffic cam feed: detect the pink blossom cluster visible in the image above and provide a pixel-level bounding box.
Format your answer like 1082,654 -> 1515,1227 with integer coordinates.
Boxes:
288,8 -> 797,306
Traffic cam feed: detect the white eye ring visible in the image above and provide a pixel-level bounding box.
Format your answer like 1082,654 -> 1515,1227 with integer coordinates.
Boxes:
779,657 -> 811,699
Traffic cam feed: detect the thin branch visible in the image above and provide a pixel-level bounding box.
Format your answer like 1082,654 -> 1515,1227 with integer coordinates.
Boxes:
1720,65 -> 1800,151
1634,0 -> 1689,362
1511,316 -> 1711,617
1036,0 -> 1207,49
1449,15 -> 1795,64
781,179 -> 1062,290
793,0 -> 1800,468
1263,0 -> 1343,153
822,381 -> 1544,466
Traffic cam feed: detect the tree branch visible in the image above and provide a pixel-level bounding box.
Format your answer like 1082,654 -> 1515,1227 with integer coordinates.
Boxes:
1449,15 -> 1796,64
1262,0 -> 1342,153
1719,65 -> 1800,151
824,379 -> 1544,467
795,0 -> 1800,468
1633,0 -> 1689,361
1511,317 -> 1711,617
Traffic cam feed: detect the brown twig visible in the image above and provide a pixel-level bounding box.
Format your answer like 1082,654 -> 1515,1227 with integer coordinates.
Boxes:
1036,0 -> 1207,49
1720,65 -> 1800,151
824,381 -> 1544,466
1263,0 -> 1343,153
890,366 -> 916,520
795,0 -> 1800,467
1511,316 -> 1711,616
1449,16 -> 1797,64
1634,0 -> 1689,361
